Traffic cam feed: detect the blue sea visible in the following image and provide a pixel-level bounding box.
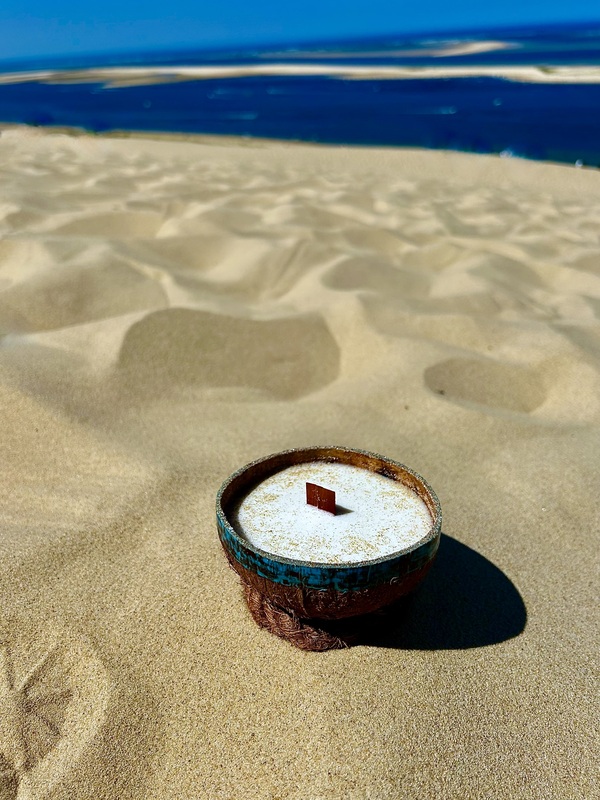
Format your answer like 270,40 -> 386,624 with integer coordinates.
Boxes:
1,22 -> 600,166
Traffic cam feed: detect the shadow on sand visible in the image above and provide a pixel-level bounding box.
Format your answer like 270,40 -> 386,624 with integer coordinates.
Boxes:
364,533 -> 527,650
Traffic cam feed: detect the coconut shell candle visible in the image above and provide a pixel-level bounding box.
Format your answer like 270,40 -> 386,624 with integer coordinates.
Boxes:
216,446 -> 441,650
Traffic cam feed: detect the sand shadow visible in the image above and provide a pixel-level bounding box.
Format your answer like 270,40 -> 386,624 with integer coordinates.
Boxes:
365,533 -> 527,650
115,307 -> 341,401
423,358 -> 546,413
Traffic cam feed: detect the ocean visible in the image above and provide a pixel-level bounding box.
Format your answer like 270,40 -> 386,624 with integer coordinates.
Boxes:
1,22 -> 599,166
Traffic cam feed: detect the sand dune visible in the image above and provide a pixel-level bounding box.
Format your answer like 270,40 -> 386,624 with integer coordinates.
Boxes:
0,127 -> 598,799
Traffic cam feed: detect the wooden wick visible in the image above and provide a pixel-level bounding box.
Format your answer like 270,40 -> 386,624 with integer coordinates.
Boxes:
306,482 -> 336,514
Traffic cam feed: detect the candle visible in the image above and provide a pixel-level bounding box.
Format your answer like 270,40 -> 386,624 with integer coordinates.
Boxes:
216,446 -> 441,648
232,461 -> 432,564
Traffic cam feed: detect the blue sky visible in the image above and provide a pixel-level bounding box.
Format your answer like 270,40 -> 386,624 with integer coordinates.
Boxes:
1,0 -> 598,60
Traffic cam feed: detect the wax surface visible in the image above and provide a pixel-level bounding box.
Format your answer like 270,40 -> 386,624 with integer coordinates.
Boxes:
233,462 -> 432,564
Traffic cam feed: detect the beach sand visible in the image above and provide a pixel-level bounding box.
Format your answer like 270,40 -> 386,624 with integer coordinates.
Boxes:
0,127 -> 598,799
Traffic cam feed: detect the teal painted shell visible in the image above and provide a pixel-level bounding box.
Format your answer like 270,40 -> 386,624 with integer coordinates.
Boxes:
216,446 -> 441,608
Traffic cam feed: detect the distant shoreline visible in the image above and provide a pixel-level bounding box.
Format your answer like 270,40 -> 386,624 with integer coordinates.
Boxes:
2,63 -> 600,87
1,124 -> 598,179
1,122 -> 598,171
0,122 -> 321,149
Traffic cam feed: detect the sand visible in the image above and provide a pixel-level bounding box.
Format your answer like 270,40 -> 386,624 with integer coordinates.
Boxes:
0,126 -> 598,799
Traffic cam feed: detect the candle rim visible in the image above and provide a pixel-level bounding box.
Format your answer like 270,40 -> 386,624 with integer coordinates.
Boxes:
216,445 -> 442,571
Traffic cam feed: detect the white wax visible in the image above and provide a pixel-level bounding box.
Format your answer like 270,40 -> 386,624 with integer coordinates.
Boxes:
233,461 -> 432,564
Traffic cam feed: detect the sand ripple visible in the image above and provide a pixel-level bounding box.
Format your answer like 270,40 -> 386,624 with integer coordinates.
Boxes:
0,133 -> 598,423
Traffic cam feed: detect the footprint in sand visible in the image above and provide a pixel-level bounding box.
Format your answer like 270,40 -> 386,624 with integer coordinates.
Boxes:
116,307 -> 340,400
424,357 -> 546,413
0,619 -> 110,800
